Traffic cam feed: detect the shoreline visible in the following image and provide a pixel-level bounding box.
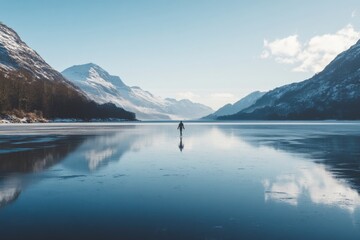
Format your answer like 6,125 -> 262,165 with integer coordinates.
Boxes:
0,114 -> 48,124
0,113 -> 139,124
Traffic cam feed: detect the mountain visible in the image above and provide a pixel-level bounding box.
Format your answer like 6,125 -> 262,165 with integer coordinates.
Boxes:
62,63 -> 213,120
0,23 -> 135,120
220,39 -> 360,120
204,91 -> 266,119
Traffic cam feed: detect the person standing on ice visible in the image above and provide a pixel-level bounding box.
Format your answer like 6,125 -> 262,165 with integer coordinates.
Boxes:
177,121 -> 185,136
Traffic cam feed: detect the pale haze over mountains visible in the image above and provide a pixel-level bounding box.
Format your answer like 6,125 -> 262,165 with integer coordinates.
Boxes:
204,91 -> 266,119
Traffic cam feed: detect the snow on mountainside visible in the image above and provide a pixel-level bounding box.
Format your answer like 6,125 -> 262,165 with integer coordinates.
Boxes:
0,24 -> 69,83
204,91 -> 266,119
0,23 -> 135,120
220,39 -> 360,120
62,64 -> 213,120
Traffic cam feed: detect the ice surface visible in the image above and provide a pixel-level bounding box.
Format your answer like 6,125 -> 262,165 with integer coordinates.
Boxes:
1,122 -> 360,239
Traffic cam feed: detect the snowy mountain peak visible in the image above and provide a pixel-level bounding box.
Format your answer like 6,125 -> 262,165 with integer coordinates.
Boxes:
62,63 -> 127,90
62,64 -> 213,120
0,23 -> 63,81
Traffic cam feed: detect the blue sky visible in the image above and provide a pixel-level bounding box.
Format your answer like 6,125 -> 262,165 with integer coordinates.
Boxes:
1,0 -> 360,109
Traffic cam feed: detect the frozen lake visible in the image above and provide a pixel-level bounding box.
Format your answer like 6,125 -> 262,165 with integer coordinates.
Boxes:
0,122 -> 360,239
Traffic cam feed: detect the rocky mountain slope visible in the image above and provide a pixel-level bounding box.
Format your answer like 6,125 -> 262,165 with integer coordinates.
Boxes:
220,40 -> 360,120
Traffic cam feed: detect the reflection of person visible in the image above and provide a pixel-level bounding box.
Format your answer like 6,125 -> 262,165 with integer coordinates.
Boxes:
177,121 -> 185,136
178,137 -> 184,152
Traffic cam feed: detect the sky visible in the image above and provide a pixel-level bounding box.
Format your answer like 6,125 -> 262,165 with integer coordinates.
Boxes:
1,0 -> 360,109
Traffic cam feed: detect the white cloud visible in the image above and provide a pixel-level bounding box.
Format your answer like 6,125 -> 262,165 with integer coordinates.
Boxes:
261,24 -> 360,73
261,35 -> 301,64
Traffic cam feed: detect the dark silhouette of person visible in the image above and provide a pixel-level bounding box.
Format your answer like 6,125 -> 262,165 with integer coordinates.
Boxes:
177,121 -> 185,136
178,136 -> 184,152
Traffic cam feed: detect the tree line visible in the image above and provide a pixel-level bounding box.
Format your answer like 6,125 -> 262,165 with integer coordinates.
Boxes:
0,68 -> 136,120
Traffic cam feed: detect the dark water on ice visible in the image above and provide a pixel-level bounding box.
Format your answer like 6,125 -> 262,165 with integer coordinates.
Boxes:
0,122 -> 360,239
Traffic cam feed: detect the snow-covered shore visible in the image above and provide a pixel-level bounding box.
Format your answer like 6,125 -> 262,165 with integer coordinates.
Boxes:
0,114 -> 48,124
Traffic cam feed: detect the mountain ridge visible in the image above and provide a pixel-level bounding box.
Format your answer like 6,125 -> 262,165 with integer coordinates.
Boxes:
204,91 -> 266,119
220,39 -> 360,120
62,63 -> 213,120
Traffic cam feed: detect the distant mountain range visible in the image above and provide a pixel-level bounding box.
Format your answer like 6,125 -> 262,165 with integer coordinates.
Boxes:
204,91 -> 266,119
213,39 -> 360,120
0,23 -> 135,120
62,63 -> 213,120
2,22 -> 360,121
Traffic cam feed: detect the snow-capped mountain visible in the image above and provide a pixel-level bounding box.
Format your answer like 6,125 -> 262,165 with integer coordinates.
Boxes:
0,23 -> 72,84
220,39 -> 360,120
62,63 -> 213,120
0,23 -> 135,120
204,91 -> 266,119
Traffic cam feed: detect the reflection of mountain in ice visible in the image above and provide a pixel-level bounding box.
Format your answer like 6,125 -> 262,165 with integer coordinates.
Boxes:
85,148 -> 115,171
0,135 -> 87,208
65,126 -> 168,171
68,133 -> 133,171
263,164 -> 360,213
0,186 -> 20,208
